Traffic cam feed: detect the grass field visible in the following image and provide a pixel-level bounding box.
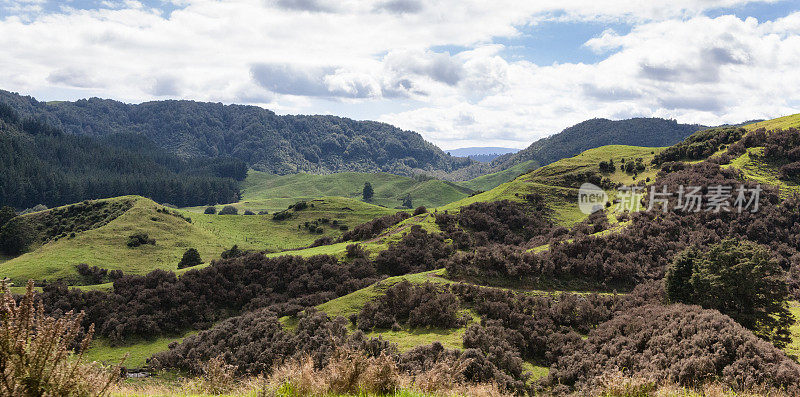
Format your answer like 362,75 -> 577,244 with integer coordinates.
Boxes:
86,331 -> 197,369
188,171 -> 474,214
0,196 -> 396,284
458,160 -> 539,192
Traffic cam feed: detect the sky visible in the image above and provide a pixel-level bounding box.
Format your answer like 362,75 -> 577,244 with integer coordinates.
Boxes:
1,0 -> 799,150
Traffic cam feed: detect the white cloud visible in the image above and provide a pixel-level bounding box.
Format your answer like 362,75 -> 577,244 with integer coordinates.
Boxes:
0,0 -> 797,150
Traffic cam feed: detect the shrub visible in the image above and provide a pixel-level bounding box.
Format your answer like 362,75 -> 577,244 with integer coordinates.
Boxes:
339,212 -> 411,241
545,304 -> 800,393
243,210 -> 255,215
0,205 -> 15,227
272,210 -> 292,221
310,236 -> 334,247
355,281 -> 464,331
374,226 -> 453,275
0,217 -> 34,255
413,206 -> 427,216
0,281 -> 119,396
75,263 -> 109,284
220,244 -> 246,259
204,206 -> 217,214
290,201 -> 309,211
178,248 -> 203,269
126,232 -> 155,248
218,205 -> 238,215
665,240 -> 794,347
41,253 -> 382,342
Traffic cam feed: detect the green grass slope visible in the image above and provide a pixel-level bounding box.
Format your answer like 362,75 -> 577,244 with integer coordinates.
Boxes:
0,196 -> 395,284
745,113 -> 800,131
196,171 -> 474,213
458,160 -> 538,192
442,145 -> 663,225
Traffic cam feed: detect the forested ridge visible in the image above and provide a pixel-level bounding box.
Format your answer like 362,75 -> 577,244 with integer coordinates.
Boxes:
0,90 -> 475,177
450,118 -> 705,180
0,103 -> 244,208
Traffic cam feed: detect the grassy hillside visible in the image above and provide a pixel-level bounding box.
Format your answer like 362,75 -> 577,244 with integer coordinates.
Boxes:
443,145 -> 663,225
189,171 -> 473,213
721,114 -> 800,196
745,113 -> 800,131
0,195 -> 395,284
458,160 -> 538,192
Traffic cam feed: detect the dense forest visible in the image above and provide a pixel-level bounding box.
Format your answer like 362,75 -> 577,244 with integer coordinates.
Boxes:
0,90 -> 475,177
0,103 -> 244,209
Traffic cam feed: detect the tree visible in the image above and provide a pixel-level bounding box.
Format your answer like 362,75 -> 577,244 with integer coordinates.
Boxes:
362,182 -> 374,202
0,206 -> 16,227
0,218 -> 34,256
178,248 -> 203,269
401,194 -> 412,209
665,239 -> 795,347
204,206 -> 217,214
219,205 -> 238,215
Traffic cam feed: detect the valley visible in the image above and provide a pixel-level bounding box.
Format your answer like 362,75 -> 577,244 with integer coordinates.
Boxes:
3,96 -> 800,396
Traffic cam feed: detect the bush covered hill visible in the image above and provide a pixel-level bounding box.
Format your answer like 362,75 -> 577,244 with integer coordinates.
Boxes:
449,117 -> 705,180
0,90 -> 475,177
0,103 -> 244,209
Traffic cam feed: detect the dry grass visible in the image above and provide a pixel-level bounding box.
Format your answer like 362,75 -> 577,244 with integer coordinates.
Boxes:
112,347 -> 510,396
590,373 -> 794,397
0,280 -> 120,396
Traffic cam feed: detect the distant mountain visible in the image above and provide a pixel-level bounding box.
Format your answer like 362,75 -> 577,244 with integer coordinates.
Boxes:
449,118 -> 706,180
0,90 -> 476,177
446,147 -> 520,163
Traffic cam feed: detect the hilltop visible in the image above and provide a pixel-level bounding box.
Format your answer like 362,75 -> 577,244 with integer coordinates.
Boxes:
0,195 -> 395,284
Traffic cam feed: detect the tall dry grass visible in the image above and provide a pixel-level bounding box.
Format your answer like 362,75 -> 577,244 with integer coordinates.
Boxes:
0,280 -> 120,396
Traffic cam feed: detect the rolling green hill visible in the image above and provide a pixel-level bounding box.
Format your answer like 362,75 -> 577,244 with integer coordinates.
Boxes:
443,145 -> 663,225
0,195 -> 395,284
744,113 -> 800,131
225,171 -> 474,212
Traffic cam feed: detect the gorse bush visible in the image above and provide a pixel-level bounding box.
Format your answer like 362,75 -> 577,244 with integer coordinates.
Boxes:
40,252 -> 381,343
218,205 -> 238,215
178,248 -> 203,269
355,281 -> 466,331
436,199 -> 551,247
0,281 -> 119,396
126,232 -> 155,247
152,309 -> 394,376
447,163 -> 800,293
374,226 -> 453,276
338,211 -> 411,241
545,304 -> 800,393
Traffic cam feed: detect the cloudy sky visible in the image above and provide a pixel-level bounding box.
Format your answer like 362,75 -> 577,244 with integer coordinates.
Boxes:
1,0 -> 799,150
